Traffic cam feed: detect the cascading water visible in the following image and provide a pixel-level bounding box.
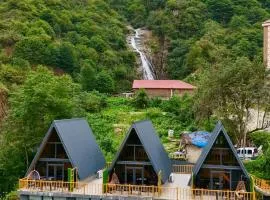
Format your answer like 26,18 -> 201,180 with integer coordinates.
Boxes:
130,28 -> 155,80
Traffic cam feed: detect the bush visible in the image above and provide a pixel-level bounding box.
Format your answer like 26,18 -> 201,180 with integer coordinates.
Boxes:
146,107 -> 161,118
161,95 -> 181,114
245,146 -> 270,179
132,89 -> 149,109
10,58 -> 30,69
80,61 -> 96,91
13,37 -> 49,64
2,191 -> 19,200
250,131 -> 270,151
95,71 -> 115,93
80,91 -> 107,112
149,97 -> 162,108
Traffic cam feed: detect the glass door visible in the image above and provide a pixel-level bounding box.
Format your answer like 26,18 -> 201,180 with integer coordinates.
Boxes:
47,164 -> 64,180
135,167 -> 144,184
125,166 -> 144,185
210,171 -> 231,190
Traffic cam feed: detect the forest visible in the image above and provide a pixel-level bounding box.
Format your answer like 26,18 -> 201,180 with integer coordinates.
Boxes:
0,0 -> 270,199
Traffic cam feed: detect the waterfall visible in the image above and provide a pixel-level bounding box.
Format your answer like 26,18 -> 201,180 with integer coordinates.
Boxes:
130,28 -> 155,80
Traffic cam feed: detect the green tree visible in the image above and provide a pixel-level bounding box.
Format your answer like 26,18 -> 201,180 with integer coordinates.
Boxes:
79,91 -> 107,112
205,0 -> 233,24
196,57 -> 269,145
89,36 -> 108,53
0,66 -> 81,193
133,89 -> 149,109
95,71 -> 115,93
80,61 -> 96,91
14,37 -> 49,65
57,42 -> 78,73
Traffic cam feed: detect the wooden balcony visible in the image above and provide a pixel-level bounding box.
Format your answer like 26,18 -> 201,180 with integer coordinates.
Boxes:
252,175 -> 270,196
19,165 -> 269,199
19,177 -> 256,199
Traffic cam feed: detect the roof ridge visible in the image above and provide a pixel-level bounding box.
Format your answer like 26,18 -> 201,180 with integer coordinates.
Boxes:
53,118 -> 86,123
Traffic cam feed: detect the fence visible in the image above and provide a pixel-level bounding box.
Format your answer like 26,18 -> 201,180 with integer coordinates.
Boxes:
252,176 -> 270,191
172,164 -> 193,174
18,178 -> 93,194
19,178 -> 256,200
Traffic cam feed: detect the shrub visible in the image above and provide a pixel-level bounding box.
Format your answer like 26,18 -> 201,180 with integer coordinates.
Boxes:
146,107 -> 161,118
132,89 -> 149,109
80,91 -> 107,112
250,131 -> 270,151
10,58 -> 30,69
95,71 -> 115,93
79,61 -> 96,91
2,191 -> 19,200
161,95 -> 181,114
149,97 -> 162,108
13,37 -> 49,64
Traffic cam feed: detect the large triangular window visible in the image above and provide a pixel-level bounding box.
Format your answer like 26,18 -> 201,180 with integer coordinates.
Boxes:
110,128 -> 157,185
118,129 -> 149,162
204,131 -> 238,166
34,128 -> 72,181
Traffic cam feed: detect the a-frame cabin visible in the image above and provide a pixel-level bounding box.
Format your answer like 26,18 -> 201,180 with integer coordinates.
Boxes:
192,121 -> 250,191
26,118 -> 106,181
109,120 -> 172,186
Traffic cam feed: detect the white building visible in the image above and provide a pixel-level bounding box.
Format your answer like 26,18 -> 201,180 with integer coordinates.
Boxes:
262,20 -> 270,69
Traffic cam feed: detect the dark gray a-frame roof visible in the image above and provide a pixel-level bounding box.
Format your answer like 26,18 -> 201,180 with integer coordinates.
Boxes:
109,120 -> 172,183
192,121 -> 249,179
26,118 -> 106,180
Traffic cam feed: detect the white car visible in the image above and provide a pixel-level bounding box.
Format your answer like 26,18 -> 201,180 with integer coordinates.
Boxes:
237,147 -> 258,160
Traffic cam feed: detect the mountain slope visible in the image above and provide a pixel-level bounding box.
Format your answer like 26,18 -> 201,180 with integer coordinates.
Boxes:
109,0 -> 269,79
0,0 -> 136,92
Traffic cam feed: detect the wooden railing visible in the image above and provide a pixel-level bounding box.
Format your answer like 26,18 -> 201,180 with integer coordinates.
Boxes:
170,153 -> 187,160
172,164 -> 193,174
105,163 -> 193,173
252,175 -> 270,191
18,178 -> 85,193
19,179 -> 255,199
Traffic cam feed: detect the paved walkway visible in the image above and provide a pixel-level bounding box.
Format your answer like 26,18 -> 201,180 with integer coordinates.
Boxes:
163,173 -> 191,188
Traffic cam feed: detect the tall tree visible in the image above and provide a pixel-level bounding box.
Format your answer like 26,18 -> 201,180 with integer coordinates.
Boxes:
0,66 -> 81,193
196,57 -> 269,145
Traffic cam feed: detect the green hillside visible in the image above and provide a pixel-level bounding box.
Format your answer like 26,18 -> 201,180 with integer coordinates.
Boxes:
0,0 -> 136,92
109,0 -> 270,79
0,0 -> 270,198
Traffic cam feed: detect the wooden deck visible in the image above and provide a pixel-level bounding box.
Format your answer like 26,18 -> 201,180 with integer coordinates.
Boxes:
19,166 -> 270,199
252,175 -> 270,196
19,178 -> 255,200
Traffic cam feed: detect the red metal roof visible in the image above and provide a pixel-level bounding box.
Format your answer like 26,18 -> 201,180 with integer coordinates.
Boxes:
132,80 -> 196,89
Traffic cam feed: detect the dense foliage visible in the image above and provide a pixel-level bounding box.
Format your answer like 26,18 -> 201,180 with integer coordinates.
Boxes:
245,132 -> 270,179
1,0 -> 270,198
0,0 -> 136,93
0,65 -> 201,195
109,0 -> 269,79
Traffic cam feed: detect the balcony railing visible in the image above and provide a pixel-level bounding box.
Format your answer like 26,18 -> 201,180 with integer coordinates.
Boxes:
19,178 -> 256,200
252,175 -> 270,191
172,164 -> 194,174
106,163 -> 194,174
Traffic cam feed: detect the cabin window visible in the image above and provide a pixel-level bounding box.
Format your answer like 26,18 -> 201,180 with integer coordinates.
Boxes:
111,129 -> 157,185
41,142 -> 67,158
43,197 -> 53,200
205,134 -> 238,166
247,150 -> 252,155
29,196 -> 42,200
